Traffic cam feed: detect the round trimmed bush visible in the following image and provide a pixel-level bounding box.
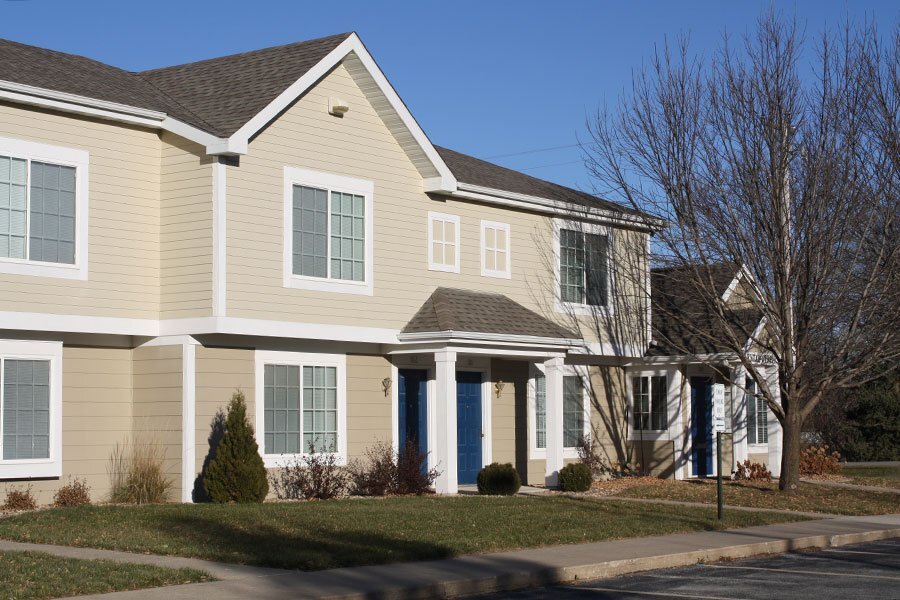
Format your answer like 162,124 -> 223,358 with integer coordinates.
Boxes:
558,462 -> 592,492
477,462 -> 521,495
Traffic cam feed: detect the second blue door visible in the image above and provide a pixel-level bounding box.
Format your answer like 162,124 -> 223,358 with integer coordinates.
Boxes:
456,371 -> 483,485
690,377 -> 713,477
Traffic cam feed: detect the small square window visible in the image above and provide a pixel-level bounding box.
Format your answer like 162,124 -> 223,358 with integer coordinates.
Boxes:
428,212 -> 460,272
481,221 -> 511,278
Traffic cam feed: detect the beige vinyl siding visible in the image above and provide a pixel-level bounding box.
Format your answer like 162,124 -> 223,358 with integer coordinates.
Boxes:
131,344 -> 182,502
194,346 -> 255,484
225,63 -> 575,335
491,359 -> 526,474
346,354 -> 391,461
0,346 -> 133,504
0,103 -> 161,319
160,132 -> 214,319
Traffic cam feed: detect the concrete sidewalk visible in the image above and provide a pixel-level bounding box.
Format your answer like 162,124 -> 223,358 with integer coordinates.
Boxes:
3,514 -> 898,600
801,477 -> 900,494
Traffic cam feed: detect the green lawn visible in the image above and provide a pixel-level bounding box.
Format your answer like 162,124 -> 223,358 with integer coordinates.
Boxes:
841,465 -> 900,489
0,550 -> 210,600
617,479 -> 899,515
0,496 -> 808,571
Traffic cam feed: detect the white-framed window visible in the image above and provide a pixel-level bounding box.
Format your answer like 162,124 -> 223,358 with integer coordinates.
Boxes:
255,350 -> 347,468
528,364 -> 590,459
428,212 -> 460,273
0,137 -> 89,280
632,375 -> 667,431
0,339 -> 63,479
283,167 -> 374,296
554,220 -> 611,313
746,377 -> 768,445
480,220 -> 510,278
626,369 -> 676,440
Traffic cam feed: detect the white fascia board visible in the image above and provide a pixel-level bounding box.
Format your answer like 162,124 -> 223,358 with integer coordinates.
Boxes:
0,80 -> 166,122
451,183 -> 665,231
396,330 -> 582,349
0,80 -> 236,155
227,33 -> 457,192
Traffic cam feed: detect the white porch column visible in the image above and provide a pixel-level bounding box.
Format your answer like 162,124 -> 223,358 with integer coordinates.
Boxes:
434,350 -> 458,494
544,356 -> 565,487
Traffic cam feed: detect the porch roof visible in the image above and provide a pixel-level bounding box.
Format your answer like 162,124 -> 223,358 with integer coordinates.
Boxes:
400,287 -> 579,342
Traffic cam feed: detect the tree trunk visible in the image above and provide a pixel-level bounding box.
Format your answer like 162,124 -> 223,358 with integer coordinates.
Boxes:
779,411 -> 803,492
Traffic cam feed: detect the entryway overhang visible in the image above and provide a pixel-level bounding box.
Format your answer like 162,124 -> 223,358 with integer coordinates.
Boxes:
389,287 -> 583,494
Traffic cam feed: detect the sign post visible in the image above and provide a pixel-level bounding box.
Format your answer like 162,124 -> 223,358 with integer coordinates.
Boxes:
712,383 -> 727,521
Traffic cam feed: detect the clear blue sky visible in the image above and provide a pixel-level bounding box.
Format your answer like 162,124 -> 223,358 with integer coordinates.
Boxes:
1,1 -> 896,193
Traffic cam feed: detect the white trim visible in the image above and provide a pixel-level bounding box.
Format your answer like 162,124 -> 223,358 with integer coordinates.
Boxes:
397,330 -> 580,348
480,220 -> 511,279
390,361 -> 400,456
0,136 -> 89,280
0,80 -> 231,155
229,34 -> 456,192
451,183 -> 664,232
552,219 -> 614,316
564,364 -> 591,459
427,212 -> 460,273
181,340 -> 197,502
283,166 -> 374,296
527,362 -> 547,460
212,161 -> 227,317
0,339 -> 63,479
624,367 -> 679,442
254,350 -> 348,468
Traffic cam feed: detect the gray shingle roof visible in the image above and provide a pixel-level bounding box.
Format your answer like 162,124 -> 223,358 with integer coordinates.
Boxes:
648,264 -> 762,357
0,34 -> 641,216
402,287 -> 578,340
138,33 -> 351,137
0,38 -> 178,114
435,146 -> 644,216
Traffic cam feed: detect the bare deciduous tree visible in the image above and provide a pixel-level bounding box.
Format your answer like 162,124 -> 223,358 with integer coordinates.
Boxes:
585,13 -> 899,491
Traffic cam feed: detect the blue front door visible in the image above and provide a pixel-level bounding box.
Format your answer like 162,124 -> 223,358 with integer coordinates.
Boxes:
691,377 -> 713,477
398,369 -> 428,458
456,371 -> 483,484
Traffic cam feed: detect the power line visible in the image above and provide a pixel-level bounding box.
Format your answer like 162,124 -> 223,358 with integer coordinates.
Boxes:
516,159 -> 585,171
483,142 -> 587,159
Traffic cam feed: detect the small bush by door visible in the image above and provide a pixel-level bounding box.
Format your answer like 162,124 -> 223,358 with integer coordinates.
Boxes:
477,463 -> 521,495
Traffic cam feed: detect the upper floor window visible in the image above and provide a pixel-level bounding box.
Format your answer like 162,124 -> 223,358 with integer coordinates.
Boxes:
283,167 -> 373,295
633,375 -> 667,431
0,339 -> 63,479
559,227 -> 608,307
481,220 -> 510,278
0,137 -> 88,280
746,377 -> 768,445
428,212 -> 460,273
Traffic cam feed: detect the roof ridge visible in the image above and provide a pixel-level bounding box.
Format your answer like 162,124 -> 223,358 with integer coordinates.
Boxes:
137,32 -> 353,75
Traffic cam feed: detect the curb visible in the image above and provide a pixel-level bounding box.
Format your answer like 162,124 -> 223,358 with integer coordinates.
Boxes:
322,527 -> 900,600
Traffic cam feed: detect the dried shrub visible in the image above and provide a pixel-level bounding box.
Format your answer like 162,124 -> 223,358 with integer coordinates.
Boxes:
2,487 -> 37,512
732,459 -> 773,482
576,434 -> 607,478
348,440 -> 439,496
477,463 -> 521,495
349,441 -> 397,496
53,478 -> 91,507
270,442 -> 348,500
558,462 -> 592,492
395,440 -> 439,495
800,445 -> 843,476
108,439 -> 173,504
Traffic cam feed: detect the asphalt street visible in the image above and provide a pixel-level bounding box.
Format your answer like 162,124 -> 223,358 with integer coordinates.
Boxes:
471,539 -> 900,599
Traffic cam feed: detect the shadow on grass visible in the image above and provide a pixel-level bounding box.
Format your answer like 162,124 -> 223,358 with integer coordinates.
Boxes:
151,510 -> 456,571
